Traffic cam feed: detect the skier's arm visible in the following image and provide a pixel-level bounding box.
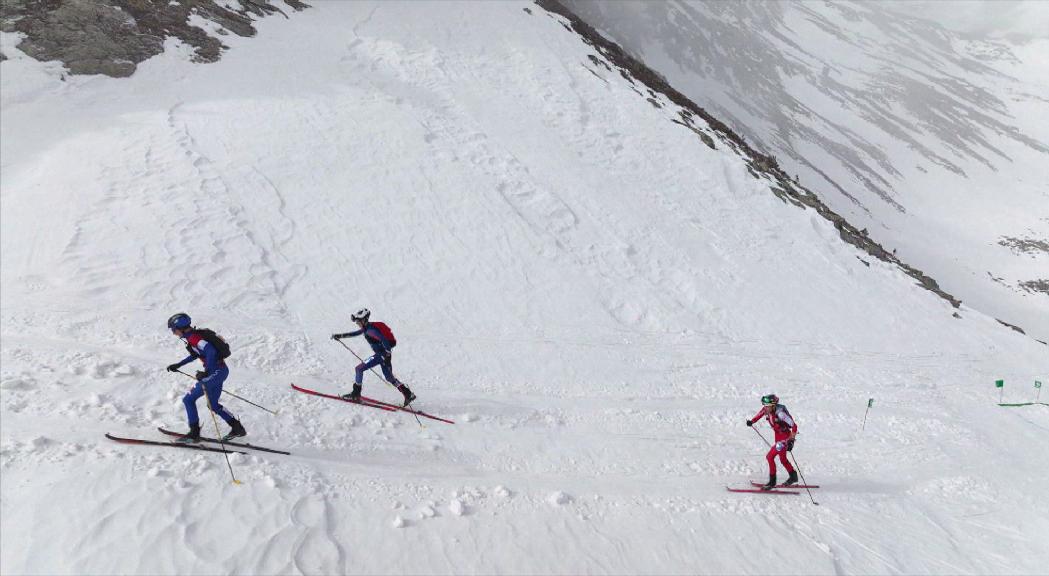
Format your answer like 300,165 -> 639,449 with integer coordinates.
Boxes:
747,408 -> 765,426
167,348 -> 198,372
332,328 -> 364,340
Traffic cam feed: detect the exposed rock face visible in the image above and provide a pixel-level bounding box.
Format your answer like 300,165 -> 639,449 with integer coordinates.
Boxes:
1,0 -> 308,77
999,236 -> 1049,256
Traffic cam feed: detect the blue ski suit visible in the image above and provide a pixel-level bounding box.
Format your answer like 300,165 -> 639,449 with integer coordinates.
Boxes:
335,324 -> 400,386
171,331 -> 237,427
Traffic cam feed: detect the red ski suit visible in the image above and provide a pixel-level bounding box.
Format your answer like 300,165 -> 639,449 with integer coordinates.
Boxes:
750,405 -> 797,476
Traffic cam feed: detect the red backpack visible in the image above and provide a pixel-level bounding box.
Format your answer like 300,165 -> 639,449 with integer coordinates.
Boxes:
371,322 -> 397,348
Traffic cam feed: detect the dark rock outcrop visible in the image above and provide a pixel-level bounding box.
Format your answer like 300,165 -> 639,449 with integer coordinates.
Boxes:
0,0 -> 308,77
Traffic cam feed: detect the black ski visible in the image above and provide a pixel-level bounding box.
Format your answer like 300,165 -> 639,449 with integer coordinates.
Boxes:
157,428 -> 291,455
105,433 -> 247,454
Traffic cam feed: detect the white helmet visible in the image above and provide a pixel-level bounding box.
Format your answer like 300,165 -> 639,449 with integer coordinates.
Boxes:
351,308 -> 371,323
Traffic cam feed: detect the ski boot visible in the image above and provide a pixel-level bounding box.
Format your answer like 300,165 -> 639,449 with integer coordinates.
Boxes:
175,425 -> 201,444
761,474 -> 777,491
397,384 -> 416,407
222,419 -> 246,441
782,470 -> 799,487
342,384 -> 362,402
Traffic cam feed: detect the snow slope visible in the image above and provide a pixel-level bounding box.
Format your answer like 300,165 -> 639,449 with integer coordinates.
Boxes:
561,0 -> 1049,342
1,2 -> 1047,574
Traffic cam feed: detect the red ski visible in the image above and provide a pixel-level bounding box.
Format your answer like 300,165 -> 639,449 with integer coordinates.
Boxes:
291,384 -> 397,411
751,481 -> 820,489
291,384 -> 455,424
357,394 -> 455,424
726,487 -> 799,495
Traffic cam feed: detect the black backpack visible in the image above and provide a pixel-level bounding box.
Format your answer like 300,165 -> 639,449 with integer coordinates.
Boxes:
187,328 -> 232,359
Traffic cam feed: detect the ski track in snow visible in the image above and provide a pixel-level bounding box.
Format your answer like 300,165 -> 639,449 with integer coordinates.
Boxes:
1,2 -> 1047,575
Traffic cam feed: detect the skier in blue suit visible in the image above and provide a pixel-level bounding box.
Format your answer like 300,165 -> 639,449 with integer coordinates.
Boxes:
331,308 -> 416,406
165,313 -> 246,443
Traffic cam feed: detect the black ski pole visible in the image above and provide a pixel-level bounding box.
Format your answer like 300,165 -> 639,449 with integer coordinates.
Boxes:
751,426 -> 772,448
175,370 -> 278,415
788,452 -> 819,506
223,390 -> 279,415
335,340 -> 398,391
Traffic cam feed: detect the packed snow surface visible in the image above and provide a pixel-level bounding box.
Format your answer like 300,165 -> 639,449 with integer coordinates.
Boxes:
1,2 -> 1047,574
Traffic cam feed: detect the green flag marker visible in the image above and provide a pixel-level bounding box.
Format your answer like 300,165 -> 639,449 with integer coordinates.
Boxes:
1036,381 -> 1042,389
995,379 -> 1004,388
862,398 -> 874,430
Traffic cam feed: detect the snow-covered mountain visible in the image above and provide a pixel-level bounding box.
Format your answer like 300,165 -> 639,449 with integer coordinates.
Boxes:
561,0 -> 1049,342
1,2 -> 1047,574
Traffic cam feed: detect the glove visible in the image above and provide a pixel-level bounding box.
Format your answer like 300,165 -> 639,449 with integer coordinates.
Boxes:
195,371 -> 206,381
331,334 -> 341,341
166,363 -> 181,372
745,419 -> 753,427
786,439 -> 795,452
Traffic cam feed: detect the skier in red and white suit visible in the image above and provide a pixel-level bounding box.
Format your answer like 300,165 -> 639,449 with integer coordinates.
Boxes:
746,394 -> 798,489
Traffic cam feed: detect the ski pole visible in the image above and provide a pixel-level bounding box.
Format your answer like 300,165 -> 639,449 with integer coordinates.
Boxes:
336,339 -> 423,427
751,426 -> 772,448
788,452 -> 818,506
223,390 -> 278,415
178,370 -> 242,484
204,386 -> 242,486
335,340 -> 398,391
176,370 -> 278,415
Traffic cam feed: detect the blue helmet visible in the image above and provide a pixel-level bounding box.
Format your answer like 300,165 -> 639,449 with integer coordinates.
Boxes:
167,313 -> 191,330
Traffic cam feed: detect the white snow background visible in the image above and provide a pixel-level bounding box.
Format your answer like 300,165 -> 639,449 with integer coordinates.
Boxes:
1,2 -> 1047,574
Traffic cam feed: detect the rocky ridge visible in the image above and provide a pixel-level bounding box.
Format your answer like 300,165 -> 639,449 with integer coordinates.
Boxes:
0,0 -> 308,77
